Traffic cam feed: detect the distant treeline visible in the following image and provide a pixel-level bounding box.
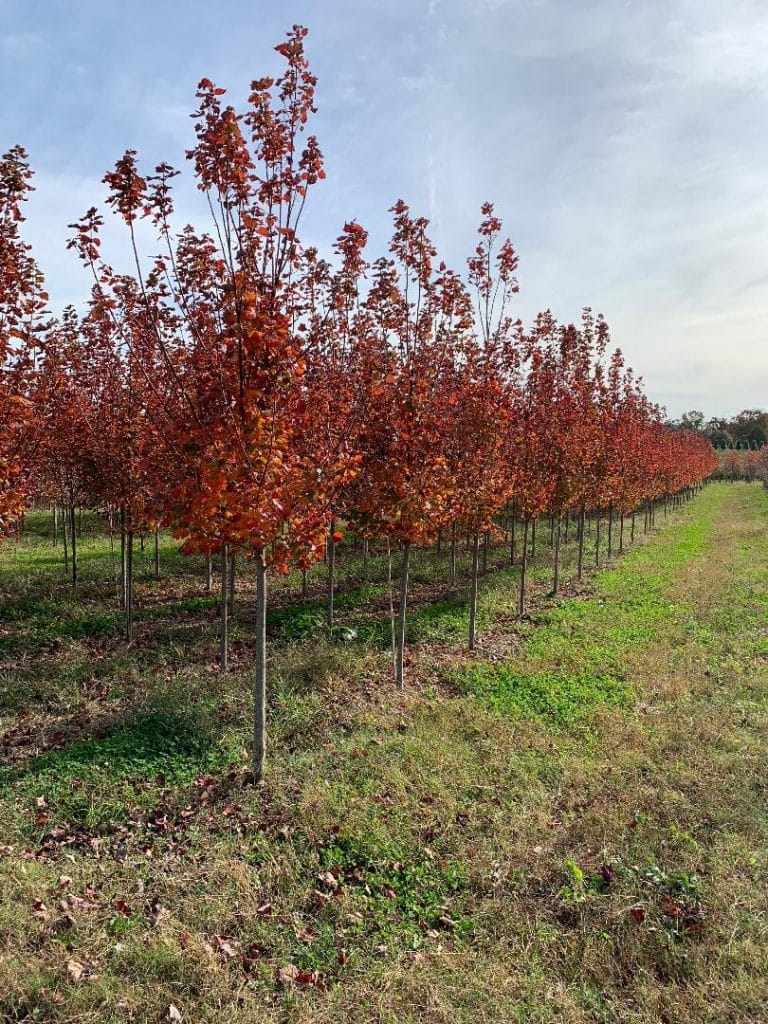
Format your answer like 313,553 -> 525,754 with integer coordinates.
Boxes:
667,409 -> 767,449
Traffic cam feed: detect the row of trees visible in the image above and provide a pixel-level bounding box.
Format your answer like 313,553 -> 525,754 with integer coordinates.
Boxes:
714,448 -> 768,482
1,27 -> 717,780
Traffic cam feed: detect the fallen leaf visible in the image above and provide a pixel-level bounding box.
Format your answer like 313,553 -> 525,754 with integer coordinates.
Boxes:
151,904 -> 171,927
66,959 -> 85,983
213,934 -> 240,958
277,964 -> 301,987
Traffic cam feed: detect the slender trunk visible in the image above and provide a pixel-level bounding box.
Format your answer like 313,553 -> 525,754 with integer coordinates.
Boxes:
63,503 -> 69,573
553,516 -> 562,595
120,510 -> 126,609
395,543 -> 411,690
253,547 -> 268,783
69,500 -> 77,587
206,553 -> 213,594
362,538 -> 369,582
607,504 -> 614,559
619,513 -> 625,554
108,514 -> 117,594
220,545 -> 229,672
154,526 -> 160,578
301,568 -> 308,599
326,521 -> 335,628
469,533 -> 480,650
77,506 -> 83,538
577,505 -> 585,580
631,511 -> 636,544
519,520 -> 529,616
450,523 -> 457,583
531,519 -> 537,562
510,514 -> 516,565
229,552 -> 236,615
125,529 -> 134,642
52,505 -> 58,546
140,532 -> 145,554
595,509 -> 601,566
386,540 -> 396,680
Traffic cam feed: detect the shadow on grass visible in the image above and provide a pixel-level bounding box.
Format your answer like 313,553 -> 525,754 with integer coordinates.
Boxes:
2,705 -> 230,790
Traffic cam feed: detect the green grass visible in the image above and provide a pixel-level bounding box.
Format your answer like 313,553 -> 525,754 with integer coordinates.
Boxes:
455,665 -> 632,725
2,484 -> 768,1022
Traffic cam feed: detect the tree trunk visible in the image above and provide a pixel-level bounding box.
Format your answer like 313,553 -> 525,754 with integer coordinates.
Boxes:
62,503 -> 69,573
206,553 -> 212,594
510,514 -> 516,565
469,533 -> 480,651
553,515 -> 562,595
386,540 -> 397,679
577,505 -> 585,580
631,511 -> 636,544
607,504 -> 614,558
595,509 -> 601,566
450,523 -> 457,582
326,521 -> 336,628
220,545 -> 229,672
229,552 -> 236,614
125,529 -> 134,642
120,509 -> 126,608
108,514 -> 117,594
519,519 -> 529,616
69,499 -> 77,587
53,505 -> 58,546
531,519 -> 537,562
394,543 -> 411,690
253,547 -> 267,783
301,568 -> 309,599
154,526 -> 160,578
619,513 -> 625,554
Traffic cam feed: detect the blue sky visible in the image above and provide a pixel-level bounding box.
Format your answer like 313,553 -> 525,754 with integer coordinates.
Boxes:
2,0 -> 766,417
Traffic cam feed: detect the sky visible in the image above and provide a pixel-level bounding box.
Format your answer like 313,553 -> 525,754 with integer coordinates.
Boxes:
1,0 -> 766,419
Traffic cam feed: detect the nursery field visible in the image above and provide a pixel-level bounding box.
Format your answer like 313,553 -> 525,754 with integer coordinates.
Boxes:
1,481 -> 767,1023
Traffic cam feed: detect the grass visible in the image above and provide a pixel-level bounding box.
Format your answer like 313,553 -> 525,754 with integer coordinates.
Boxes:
1,483 -> 768,1022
